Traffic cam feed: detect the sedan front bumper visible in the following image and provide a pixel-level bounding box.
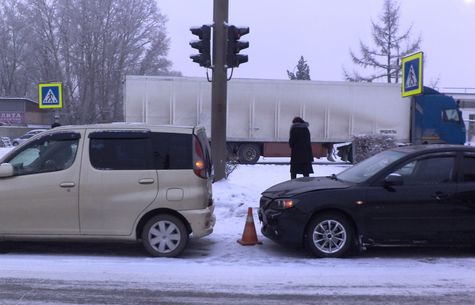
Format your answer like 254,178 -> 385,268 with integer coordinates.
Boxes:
258,200 -> 307,247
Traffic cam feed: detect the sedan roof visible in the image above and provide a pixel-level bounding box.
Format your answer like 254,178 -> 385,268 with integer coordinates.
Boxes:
392,144 -> 475,154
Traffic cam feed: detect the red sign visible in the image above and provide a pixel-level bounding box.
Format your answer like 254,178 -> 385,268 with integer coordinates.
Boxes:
0,111 -> 25,125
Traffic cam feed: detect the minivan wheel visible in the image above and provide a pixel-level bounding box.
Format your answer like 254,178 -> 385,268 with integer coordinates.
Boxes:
142,214 -> 188,257
305,213 -> 354,258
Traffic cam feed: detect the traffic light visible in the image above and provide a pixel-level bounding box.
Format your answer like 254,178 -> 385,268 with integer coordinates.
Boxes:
227,25 -> 249,68
190,25 -> 211,68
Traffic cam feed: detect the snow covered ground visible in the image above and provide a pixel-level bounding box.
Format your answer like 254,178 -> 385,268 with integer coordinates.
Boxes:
1,147 -> 475,302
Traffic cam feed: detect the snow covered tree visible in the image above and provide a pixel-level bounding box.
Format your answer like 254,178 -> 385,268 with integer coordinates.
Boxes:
287,56 -> 311,80
343,0 -> 421,83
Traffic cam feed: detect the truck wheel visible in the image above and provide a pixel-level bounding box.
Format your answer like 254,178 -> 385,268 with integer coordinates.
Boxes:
238,144 -> 261,164
142,214 -> 188,257
305,213 -> 354,258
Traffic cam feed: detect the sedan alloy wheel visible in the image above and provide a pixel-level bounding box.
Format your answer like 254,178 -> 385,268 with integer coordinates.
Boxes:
306,213 -> 354,258
313,220 -> 346,254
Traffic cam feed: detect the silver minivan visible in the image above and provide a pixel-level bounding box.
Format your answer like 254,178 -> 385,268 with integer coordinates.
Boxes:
0,123 -> 215,257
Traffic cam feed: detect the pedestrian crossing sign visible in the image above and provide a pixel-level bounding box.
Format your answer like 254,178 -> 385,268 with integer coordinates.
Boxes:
38,83 -> 63,109
401,52 -> 423,97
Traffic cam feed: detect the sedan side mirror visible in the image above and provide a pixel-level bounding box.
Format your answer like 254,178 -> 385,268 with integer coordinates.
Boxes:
0,163 -> 14,178
384,173 -> 403,186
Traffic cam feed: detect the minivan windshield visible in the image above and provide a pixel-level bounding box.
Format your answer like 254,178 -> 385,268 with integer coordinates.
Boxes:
337,150 -> 407,183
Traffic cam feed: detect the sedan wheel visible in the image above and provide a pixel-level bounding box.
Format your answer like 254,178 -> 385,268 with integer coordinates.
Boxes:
306,213 -> 354,258
142,214 -> 188,257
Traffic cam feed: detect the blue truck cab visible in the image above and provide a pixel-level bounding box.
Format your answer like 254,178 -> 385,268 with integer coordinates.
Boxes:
412,87 -> 466,145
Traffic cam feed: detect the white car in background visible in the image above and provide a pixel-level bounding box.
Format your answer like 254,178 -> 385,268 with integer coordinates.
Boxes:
11,129 -> 48,146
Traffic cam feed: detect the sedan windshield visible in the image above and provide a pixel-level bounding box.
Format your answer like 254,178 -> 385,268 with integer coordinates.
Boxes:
337,150 -> 407,183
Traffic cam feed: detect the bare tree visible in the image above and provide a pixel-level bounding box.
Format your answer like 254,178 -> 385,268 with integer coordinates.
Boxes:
1,0 -> 174,124
343,0 -> 421,83
37,0 -> 174,123
0,0 -> 36,97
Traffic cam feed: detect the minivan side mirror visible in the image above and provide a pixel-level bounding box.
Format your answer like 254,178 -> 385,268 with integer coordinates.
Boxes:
0,163 -> 14,178
384,173 -> 403,186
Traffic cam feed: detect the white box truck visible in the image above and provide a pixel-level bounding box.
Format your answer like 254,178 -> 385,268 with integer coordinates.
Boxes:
124,76 -> 465,163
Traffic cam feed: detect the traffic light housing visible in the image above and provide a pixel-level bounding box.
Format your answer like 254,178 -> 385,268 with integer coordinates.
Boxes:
190,25 -> 211,68
227,25 -> 249,68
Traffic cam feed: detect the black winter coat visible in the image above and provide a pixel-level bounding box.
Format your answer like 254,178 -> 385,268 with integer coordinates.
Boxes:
289,122 -> 314,174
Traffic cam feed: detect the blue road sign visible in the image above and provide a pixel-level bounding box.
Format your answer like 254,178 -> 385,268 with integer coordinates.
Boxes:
402,52 -> 423,97
39,83 -> 63,109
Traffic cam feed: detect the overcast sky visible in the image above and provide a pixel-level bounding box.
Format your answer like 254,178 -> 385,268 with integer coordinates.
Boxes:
158,0 -> 475,90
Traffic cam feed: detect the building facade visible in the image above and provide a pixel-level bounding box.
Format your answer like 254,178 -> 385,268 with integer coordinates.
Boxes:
0,97 -> 52,142
0,97 -> 51,127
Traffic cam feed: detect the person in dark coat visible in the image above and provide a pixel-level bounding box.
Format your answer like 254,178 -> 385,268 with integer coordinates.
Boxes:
289,117 -> 314,179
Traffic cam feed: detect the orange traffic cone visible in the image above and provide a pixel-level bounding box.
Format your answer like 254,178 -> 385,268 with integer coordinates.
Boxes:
237,207 -> 263,246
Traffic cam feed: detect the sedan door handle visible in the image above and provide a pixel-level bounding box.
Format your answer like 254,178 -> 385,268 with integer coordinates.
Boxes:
139,178 -> 155,185
60,182 -> 76,188
434,191 -> 449,200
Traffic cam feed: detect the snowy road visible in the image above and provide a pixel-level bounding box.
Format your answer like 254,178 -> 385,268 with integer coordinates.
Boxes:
1,277 -> 474,305
1,241 -> 475,304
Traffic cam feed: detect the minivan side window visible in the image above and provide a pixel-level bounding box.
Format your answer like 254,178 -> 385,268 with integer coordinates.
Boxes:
88,131 -> 193,170
6,133 -> 80,176
89,134 -> 151,170
151,132 -> 192,170
462,154 -> 475,182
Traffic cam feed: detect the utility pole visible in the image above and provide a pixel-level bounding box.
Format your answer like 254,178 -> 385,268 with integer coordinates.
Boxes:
211,0 -> 228,181
190,0 -> 248,181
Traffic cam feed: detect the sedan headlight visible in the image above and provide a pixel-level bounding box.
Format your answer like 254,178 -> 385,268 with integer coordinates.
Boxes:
273,198 -> 299,210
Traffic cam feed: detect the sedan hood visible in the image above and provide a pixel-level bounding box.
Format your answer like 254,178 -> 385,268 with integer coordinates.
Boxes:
262,176 -> 352,198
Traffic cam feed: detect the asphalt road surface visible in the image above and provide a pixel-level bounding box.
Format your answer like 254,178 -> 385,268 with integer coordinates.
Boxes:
1,277 -> 475,305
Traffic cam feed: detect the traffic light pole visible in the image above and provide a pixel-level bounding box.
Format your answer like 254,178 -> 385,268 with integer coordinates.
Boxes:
211,0 -> 228,181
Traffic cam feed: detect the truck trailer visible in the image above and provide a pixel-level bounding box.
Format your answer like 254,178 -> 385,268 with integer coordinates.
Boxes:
124,76 -> 466,163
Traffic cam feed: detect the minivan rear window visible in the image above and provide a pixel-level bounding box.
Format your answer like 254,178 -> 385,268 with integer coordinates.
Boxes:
89,130 -> 151,139
151,133 -> 192,169
90,138 -> 151,170
88,131 -> 193,170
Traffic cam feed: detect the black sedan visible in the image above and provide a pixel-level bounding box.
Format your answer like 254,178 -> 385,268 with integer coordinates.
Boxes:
259,145 -> 475,258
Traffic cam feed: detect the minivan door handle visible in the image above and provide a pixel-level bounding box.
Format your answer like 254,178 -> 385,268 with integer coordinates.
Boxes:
60,182 -> 76,188
139,178 -> 155,185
